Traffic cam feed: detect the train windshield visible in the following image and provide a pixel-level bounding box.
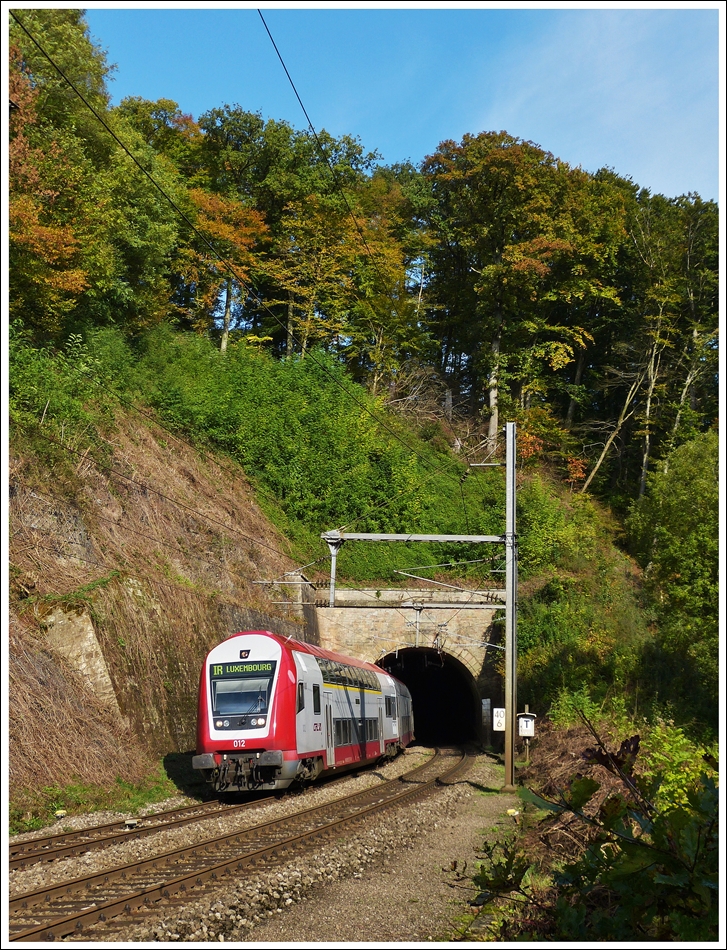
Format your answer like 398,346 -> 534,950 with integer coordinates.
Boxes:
209,661 -> 277,716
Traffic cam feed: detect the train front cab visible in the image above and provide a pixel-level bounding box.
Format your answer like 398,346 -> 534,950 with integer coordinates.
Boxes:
193,633 -> 300,792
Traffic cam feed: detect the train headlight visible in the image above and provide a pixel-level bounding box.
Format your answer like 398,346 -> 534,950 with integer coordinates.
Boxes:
251,718 -> 258,726
223,719 -> 230,727
258,717 -> 266,726
215,720 -> 223,728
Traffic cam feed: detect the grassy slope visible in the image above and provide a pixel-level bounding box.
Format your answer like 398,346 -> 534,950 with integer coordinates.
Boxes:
8,325 -> 656,829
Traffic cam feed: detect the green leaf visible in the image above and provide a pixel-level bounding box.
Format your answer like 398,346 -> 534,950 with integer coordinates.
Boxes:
566,776 -> 600,811
518,785 -> 563,813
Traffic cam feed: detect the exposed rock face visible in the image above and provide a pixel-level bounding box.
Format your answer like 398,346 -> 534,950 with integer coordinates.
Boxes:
43,606 -> 123,717
9,416 -> 309,769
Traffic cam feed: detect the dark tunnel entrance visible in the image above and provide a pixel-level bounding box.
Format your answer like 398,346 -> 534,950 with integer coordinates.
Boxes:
379,648 -> 481,745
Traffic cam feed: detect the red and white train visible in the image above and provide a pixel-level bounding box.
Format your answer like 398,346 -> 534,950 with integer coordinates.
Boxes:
193,630 -> 414,792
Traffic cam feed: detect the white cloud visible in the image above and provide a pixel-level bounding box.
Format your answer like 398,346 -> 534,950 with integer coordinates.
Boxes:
473,9 -> 718,197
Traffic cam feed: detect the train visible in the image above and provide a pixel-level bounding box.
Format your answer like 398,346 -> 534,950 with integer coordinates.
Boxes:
192,630 -> 414,793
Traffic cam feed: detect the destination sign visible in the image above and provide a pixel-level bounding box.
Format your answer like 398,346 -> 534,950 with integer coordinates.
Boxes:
211,661 -> 275,677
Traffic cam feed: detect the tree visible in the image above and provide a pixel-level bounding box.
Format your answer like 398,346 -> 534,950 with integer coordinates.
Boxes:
9,12 -> 185,341
343,171 -> 432,393
627,431 -> 718,729
9,45 -> 89,339
579,187 -> 718,498
422,132 -> 612,444
265,194 -> 356,357
113,96 -> 203,178
9,8 -> 114,166
177,189 -> 268,350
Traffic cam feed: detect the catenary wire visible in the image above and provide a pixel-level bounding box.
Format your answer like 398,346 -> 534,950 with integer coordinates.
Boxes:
15,420 -> 297,562
8,538 -> 279,612
9,10 -> 458,481
14,483 -> 327,589
11,10 -> 509,583
257,9 -> 394,302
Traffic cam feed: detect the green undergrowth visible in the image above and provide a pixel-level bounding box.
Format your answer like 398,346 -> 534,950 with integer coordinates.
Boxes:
10,324 -> 613,585
467,716 -> 718,942
10,324 -> 506,580
9,765 -> 181,835
10,323 -> 686,730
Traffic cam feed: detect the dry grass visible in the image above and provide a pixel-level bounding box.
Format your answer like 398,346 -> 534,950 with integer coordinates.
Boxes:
517,719 -> 636,864
8,612 -> 154,808
9,410 -> 311,809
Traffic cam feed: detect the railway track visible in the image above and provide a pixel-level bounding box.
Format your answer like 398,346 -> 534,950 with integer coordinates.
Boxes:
9,796 -> 273,872
9,748 -> 472,942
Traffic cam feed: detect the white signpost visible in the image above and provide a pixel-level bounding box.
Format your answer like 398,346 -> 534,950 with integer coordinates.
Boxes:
493,707 -> 506,732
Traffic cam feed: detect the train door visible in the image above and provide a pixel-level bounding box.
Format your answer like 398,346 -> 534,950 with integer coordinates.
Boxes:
324,690 -> 335,767
378,707 -> 385,755
387,692 -> 399,739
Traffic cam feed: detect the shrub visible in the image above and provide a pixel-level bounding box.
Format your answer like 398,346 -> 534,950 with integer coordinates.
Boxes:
470,719 -> 718,941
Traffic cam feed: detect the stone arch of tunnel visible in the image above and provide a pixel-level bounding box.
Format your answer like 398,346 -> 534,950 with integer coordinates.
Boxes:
380,647 -> 481,745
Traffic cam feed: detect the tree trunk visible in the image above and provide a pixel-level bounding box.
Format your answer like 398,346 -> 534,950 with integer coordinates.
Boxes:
566,347 -> 587,428
670,329 -> 714,444
581,369 -> 645,494
638,341 -> 663,498
286,290 -> 295,358
487,328 -> 501,448
220,277 -> 232,354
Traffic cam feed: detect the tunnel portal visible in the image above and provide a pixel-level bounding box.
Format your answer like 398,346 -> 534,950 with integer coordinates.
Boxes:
380,647 -> 481,745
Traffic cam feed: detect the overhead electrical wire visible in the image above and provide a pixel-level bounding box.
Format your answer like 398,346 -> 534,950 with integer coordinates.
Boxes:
15,420 -> 296,562
10,11 -> 507,576
257,9 -> 393,300
16,483 -> 327,590
9,534 -> 274,612
256,13 -> 509,538
9,10 -> 454,480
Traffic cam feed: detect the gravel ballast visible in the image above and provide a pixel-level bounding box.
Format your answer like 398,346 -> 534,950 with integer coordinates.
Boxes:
12,749 -> 518,944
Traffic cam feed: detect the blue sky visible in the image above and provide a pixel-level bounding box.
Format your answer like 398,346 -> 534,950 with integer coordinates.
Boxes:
77,3 -> 722,202
1,3 -> 718,204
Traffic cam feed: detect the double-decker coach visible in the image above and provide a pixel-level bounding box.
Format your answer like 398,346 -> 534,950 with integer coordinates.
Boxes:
193,630 -> 414,792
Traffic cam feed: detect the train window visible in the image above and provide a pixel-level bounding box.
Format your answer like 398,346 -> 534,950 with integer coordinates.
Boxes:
210,663 -> 276,717
313,683 -> 321,715
335,718 -> 352,746
297,682 -> 305,713
385,696 -> 396,718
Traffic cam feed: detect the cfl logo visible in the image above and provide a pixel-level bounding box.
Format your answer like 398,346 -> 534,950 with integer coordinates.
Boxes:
213,664 -> 223,676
